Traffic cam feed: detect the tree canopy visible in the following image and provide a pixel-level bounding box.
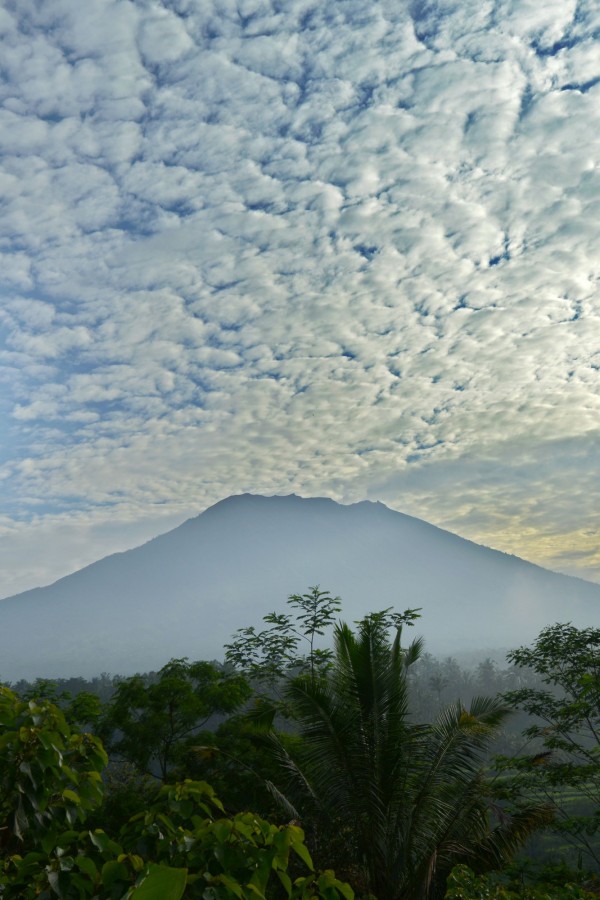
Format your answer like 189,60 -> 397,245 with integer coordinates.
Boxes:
100,658 -> 251,781
499,623 -> 600,867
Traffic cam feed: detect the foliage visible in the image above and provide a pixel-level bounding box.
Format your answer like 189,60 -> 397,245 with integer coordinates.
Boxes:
2,777 -> 353,899
10,673 -> 118,705
235,609 -> 550,899
100,658 -> 251,781
444,864 -> 599,899
86,760 -> 159,836
178,715 -> 304,819
0,686 -> 353,900
122,780 -> 354,900
10,677 -> 104,730
224,587 -> 343,692
0,685 -> 107,858
498,624 -> 600,866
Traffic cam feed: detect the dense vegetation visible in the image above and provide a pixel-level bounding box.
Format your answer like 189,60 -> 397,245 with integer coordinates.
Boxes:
2,588 -> 599,898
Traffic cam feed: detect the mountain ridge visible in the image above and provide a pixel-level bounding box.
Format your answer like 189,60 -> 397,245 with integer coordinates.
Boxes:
1,493 -> 598,680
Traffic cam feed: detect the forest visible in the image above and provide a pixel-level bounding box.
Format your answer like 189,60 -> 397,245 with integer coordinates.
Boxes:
1,588 -> 599,899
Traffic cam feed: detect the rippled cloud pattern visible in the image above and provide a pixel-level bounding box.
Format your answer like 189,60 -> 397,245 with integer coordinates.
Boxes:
1,0 -> 599,593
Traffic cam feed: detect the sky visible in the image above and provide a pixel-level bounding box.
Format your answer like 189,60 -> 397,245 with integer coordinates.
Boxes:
1,0 -> 599,599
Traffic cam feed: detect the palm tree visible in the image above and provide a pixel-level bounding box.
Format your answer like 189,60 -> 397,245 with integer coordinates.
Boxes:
265,612 -> 550,900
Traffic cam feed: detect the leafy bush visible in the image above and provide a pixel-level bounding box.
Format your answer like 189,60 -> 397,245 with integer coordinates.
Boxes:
0,685 -> 107,857
499,624 -> 600,867
0,686 -> 353,900
445,864 -> 598,899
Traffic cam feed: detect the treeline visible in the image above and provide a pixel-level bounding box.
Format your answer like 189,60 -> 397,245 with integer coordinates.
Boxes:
5,648 -> 543,765
5,651 -> 543,728
1,588 -> 599,899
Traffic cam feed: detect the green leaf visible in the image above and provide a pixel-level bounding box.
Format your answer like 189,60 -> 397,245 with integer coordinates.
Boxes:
62,788 -> 81,805
290,834 -> 313,872
249,855 -> 272,895
47,869 -> 65,896
317,871 -> 355,900
244,885 -> 267,899
56,830 -> 79,848
211,873 -> 244,898
129,865 -> 188,900
89,829 -> 122,856
41,830 -> 60,854
75,855 -> 98,879
276,869 -> 292,898
101,859 -> 129,888
272,829 -> 291,868
0,730 -> 18,749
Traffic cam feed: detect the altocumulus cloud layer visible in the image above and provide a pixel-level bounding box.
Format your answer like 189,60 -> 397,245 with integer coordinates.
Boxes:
1,0 -> 600,595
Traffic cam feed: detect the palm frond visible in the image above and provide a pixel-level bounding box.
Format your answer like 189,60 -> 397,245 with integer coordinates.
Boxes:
261,615 -> 542,900
265,778 -> 302,821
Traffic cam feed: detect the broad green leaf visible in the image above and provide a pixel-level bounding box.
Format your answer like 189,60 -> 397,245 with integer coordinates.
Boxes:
75,855 -> 98,879
212,873 -> 244,898
244,885 -> 267,899
128,864 -> 187,900
317,871 -> 354,900
290,835 -> 313,872
249,855 -> 272,895
101,859 -> 129,888
0,730 -> 18,749
89,829 -> 122,855
276,869 -> 292,898
56,830 -> 79,850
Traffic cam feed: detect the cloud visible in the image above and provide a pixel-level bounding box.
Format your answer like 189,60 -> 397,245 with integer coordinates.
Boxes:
1,0 -> 599,596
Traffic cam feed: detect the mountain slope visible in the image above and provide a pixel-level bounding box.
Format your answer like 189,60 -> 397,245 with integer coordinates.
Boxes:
1,494 -> 599,679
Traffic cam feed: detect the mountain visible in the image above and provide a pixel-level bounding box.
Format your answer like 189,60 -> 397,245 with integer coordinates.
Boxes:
1,494 -> 599,680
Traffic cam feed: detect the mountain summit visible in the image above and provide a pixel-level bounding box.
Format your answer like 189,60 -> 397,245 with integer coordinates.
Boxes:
1,494 -> 599,679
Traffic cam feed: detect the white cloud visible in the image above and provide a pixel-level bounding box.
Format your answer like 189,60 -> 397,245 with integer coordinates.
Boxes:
1,0 -> 599,596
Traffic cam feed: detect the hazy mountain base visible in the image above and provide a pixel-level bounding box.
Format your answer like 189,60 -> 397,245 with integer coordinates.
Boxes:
1,650 -> 547,759
2,494 -> 600,679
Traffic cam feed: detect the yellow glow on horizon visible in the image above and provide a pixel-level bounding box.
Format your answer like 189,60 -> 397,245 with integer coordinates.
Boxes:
469,524 -> 600,584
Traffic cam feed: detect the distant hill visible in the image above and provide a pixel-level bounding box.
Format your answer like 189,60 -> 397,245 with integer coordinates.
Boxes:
1,494 -> 599,680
